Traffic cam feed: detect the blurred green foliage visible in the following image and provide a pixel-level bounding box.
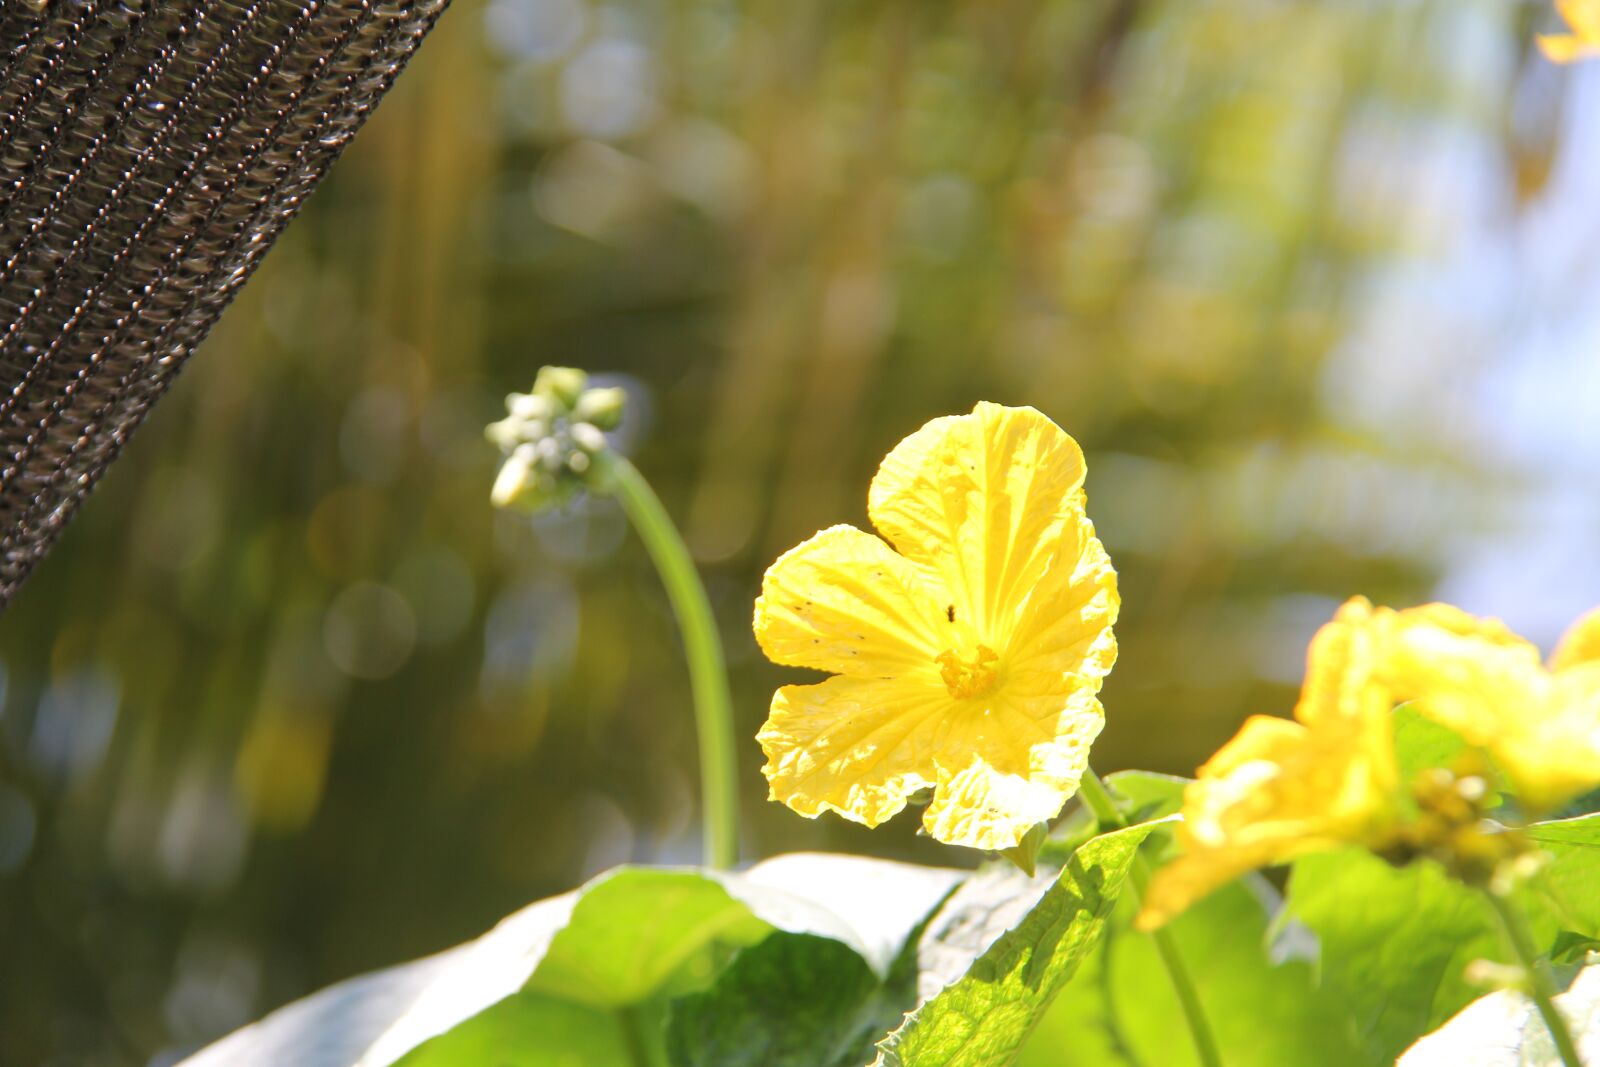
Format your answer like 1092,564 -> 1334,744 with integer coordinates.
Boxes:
0,0 -> 1569,1063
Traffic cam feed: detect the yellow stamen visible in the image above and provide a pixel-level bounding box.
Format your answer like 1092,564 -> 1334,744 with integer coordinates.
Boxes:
938,645 -> 1001,700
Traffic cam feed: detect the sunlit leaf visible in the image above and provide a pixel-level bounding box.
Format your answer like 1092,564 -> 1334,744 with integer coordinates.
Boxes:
1102,769 -> 1190,824
1021,876 -> 1366,1066
179,853 -> 963,1067
1529,813 -> 1600,935
872,821 -> 1162,1067
664,933 -> 895,1067
395,995 -> 632,1067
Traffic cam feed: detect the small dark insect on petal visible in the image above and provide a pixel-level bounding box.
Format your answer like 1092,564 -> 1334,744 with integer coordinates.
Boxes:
946,605 -> 956,623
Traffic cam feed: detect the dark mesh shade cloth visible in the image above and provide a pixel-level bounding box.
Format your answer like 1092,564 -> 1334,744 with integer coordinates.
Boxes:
0,0 -> 450,604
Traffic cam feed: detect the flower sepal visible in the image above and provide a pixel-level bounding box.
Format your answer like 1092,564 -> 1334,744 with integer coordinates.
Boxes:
998,821 -> 1051,877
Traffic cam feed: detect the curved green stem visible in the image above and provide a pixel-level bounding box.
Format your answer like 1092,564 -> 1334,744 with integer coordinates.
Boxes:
603,454 -> 740,870
1483,889 -> 1584,1067
1079,769 -> 1223,1067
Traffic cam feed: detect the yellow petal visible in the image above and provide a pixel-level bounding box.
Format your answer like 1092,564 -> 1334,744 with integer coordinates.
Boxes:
920,680 -> 1105,850
1197,713 -> 1307,779
1369,603 -> 1600,810
758,675 -> 947,828
1380,606 -> 1545,753
1294,597 -> 1388,728
1139,712 -> 1397,929
1552,606 -> 1600,672
867,403 -> 1087,644
922,757 -> 1071,852
753,524 -> 946,677
1485,667 -> 1600,812
1004,505 -> 1120,682
1140,717 -> 1320,929
1539,33 -> 1600,63
1558,0 -> 1600,42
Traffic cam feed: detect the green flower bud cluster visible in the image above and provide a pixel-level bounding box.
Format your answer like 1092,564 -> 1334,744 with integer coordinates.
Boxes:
1375,758 -> 1545,895
485,367 -> 627,514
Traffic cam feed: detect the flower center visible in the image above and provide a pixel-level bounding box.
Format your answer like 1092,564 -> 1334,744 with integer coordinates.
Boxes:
937,645 -> 1001,700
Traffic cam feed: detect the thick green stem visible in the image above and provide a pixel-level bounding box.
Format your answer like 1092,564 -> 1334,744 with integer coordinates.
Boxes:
604,454 -> 740,870
1483,888 -> 1584,1067
1079,769 -> 1223,1067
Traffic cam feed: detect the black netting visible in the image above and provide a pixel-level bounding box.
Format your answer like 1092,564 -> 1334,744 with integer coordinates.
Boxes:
0,0 -> 450,604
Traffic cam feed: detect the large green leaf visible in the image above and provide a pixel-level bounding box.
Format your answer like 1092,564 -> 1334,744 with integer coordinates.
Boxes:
394,994 -> 634,1067
664,933 -> 893,1067
1529,813 -> 1600,936
1361,813 -> 1600,1066
1021,876 -> 1366,1066
873,821 -> 1163,1067
1281,827 -> 1600,1065
1285,846 -> 1506,1061
180,853 -> 964,1067
522,868 -> 773,1007
664,875 -> 947,1067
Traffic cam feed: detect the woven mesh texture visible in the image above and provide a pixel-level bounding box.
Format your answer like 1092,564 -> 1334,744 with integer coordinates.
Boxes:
0,0 -> 450,604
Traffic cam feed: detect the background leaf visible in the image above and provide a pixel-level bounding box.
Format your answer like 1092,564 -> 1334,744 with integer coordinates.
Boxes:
1021,876 -> 1367,1066
872,821 -> 1160,1067
1529,813 -> 1600,936
1283,847 -> 1551,1063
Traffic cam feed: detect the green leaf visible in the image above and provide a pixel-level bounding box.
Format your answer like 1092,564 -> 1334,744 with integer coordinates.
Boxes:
1550,932 -> 1600,966
1399,962 -> 1600,1066
1102,769 -> 1190,823
178,853 -> 964,1067
1284,847 -> 1505,1062
1274,703 -> 1537,1060
664,870 -> 951,1067
525,868 -> 773,1007
1283,810 -> 1600,1062
1392,703 -> 1469,782
1020,877 -> 1367,1066
873,822 -> 1162,1067
664,933 -> 888,1067
394,994 -> 633,1067
1529,813 -> 1600,936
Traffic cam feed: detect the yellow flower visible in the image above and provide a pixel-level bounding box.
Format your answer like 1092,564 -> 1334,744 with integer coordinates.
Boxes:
1138,598 -> 1402,929
1541,0 -> 1600,62
1380,603 -> 1600,812
1140,599 -> 1600,928
752,403 -> 1119,852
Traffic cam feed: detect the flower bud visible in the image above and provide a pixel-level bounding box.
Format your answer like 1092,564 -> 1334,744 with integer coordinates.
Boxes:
485,417 -> 522,452
490,449 -> 535,508
573,386 -> 626,430
533,366 -> 588,411
569,421 -> 608,455
508,392 -> 556,422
